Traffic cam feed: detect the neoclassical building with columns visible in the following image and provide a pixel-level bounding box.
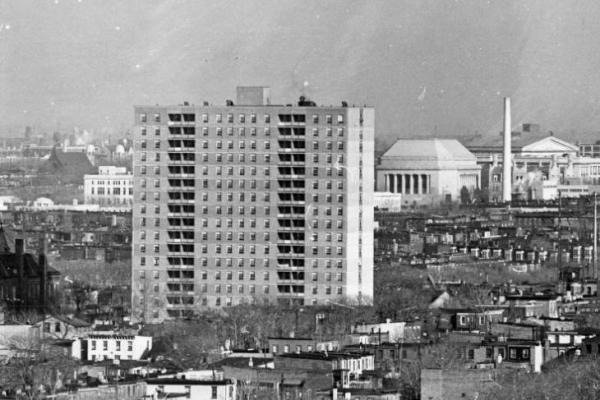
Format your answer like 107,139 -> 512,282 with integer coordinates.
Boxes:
376,139 -> 481,205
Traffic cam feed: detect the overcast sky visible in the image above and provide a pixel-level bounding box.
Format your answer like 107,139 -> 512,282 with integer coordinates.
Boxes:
2,0 -> 600,145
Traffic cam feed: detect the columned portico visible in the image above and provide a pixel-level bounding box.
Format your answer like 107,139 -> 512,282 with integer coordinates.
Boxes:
381,172 -> 434,195
376,138 -> 481,205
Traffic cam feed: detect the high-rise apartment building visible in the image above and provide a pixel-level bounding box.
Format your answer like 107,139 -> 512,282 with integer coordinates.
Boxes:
132,87 -> 374,322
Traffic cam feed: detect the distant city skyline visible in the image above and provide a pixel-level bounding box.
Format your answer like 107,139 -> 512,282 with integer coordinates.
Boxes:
4,0 -> 600,146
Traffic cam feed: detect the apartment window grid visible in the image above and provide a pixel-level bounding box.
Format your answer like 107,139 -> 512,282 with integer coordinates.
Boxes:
134,104 -> 368,319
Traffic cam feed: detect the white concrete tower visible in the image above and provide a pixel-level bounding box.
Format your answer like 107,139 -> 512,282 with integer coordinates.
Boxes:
502,97 -> 512,202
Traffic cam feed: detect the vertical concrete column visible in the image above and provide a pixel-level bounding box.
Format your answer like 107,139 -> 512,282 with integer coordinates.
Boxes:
413,174 -> 419,194
503,97 -> 512,202
415,174 -> 420,194
385,174 -> 390,192
429,174 -> 432,194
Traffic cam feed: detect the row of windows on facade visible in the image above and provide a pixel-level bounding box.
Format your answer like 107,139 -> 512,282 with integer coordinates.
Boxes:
140,153 -> 345,170
139,196 -> 344,213
139,230 -> 344,242
141,284 -> 344,299
90,340 -> 133,352
138,169 -> 344,183
141,125 -> 346,137
139,205 -> 344,218
139,112 -> 345,125
90,187 -> 133,195
139,244 -> 345,256
141,152 -> 357,166
139,179 -> 345,195
138,257 -> 344,269
139,217 -> 345,230
142,292 -> 342,312
139,139 -> 346,151
88,180 -> 132,186
164,192 -> 343,204
163,283 -> 344,296
85,197 -> 132,206
139,257 -> 344,272
162,270 -> 345,283
163,168 -> 347,181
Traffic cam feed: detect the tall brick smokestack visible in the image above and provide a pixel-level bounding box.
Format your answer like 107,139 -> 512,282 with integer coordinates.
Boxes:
503,97 -> 512,203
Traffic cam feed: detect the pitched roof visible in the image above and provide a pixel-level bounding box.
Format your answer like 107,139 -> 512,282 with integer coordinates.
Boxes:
51,149 -> 94,169
47,314 -> 91,328
382,139 -> 476,161
0,253 -> 59,279
0,226 -> 14,254
462,132 -> 576,152
0,230 -> 59,279
379,139 -> 478,170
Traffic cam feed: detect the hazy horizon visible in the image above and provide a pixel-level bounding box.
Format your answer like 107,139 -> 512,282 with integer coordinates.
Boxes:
3,0 -> 600,147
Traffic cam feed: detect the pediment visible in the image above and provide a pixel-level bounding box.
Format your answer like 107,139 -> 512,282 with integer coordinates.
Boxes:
521,137 -> 578,153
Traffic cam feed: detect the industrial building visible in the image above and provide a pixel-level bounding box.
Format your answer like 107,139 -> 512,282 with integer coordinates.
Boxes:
131,87 -> 374,321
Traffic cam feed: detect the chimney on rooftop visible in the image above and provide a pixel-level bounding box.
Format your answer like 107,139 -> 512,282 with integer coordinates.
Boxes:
503,97 -> 512,203
15,238 -> 24,304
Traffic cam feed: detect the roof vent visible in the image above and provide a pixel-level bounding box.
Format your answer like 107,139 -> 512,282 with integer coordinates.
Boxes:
298,96 -> 316,107
226,99 -> 234,106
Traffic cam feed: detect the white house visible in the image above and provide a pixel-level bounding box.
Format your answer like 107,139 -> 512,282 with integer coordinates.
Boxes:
34,314 -> 92,340
353,319 -> 418,343
145,375 -> 235,400
32,197 -> 54,208
0,195 -> 22,211
72,333 -> 152,361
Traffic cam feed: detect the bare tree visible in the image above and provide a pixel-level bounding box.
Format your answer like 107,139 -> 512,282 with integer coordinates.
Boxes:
0,335 -> 78,399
